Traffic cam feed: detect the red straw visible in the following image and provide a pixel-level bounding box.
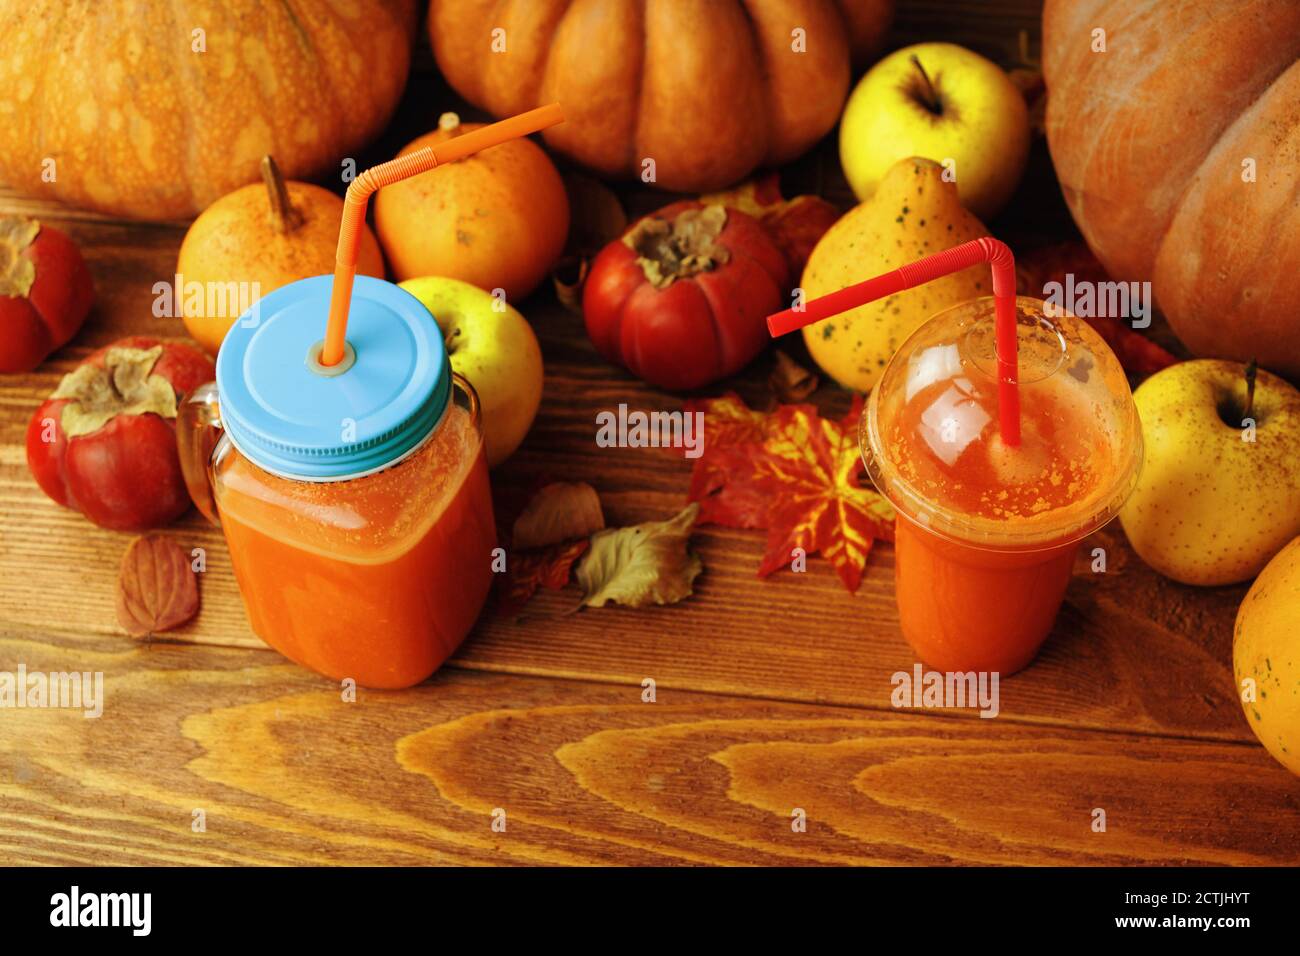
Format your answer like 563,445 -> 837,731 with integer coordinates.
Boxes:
767,237 -> 1020,446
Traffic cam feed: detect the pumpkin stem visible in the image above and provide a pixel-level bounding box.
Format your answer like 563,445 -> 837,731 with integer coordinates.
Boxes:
1243,358 -> 1258,423
260,156 -> 303,234
909,55 -> 943,115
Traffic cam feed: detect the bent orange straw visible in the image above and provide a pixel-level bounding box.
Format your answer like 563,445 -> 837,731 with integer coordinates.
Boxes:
765,236 -> 1021,446
321,103 -> 565,367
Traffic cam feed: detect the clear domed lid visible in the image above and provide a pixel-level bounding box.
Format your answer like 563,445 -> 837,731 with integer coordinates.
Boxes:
861,296 -> 1144,551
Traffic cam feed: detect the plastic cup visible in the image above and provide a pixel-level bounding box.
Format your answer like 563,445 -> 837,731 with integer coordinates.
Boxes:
859,296 -> 1143,673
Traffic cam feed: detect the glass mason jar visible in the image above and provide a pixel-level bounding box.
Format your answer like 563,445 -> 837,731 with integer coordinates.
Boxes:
178,276 -> 496,689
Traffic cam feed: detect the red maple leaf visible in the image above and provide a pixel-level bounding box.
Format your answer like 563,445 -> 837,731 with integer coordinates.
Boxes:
681,392 -> 774,528
687,394 -> 895,593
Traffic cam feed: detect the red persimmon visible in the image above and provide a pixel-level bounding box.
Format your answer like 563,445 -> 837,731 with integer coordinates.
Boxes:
0,216 -> 94,373
26,336 -> 214,531
583,202 -> 789,391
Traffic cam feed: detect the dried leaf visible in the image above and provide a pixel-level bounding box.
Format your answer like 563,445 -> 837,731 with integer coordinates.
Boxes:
53,345 -> 178,437
498,538 -> 590,619
1015,242 -> 1177,375
576,503 -> 703,608
552,256 -> 589,314
551,173 -> 626,309
687,395 -> 895,593
512,481 -> 605,550
116,535 -> 199,638
768,350 -> 819,404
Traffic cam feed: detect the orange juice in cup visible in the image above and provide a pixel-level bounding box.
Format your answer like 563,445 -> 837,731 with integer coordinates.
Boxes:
861,295 -> 1142,673
768,240 -> 1143,674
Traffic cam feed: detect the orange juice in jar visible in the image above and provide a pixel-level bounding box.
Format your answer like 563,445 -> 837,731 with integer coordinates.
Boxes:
180,275 -> 496,688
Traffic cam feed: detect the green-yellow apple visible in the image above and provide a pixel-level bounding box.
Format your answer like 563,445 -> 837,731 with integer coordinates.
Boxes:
398,276 -> 543,468
839,42 -> 1030,221
1120,360 -> 1300,586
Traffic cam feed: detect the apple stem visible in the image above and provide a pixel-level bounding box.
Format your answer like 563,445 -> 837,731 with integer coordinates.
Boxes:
910,55 -> 942,115
261,155 -> 303,234
1243,358 -> 1258,422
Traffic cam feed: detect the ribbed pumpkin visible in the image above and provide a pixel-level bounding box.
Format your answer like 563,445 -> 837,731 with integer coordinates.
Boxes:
428,0 -> 893,192
0,1 -> 416,221
1043,0 -> 1300,378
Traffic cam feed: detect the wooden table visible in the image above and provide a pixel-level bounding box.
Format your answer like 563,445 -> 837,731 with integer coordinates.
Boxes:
3,3 -> 1298,866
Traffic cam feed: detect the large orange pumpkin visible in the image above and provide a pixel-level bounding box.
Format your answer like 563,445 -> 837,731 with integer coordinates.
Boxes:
1043,0 -> 1300,379
427,0 -> 894,193
0,1 -> 417,221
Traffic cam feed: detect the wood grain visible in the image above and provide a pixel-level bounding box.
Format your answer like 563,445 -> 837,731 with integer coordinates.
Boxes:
0,188 -> 1253,743
2,631 -> 1295,867
4,0 -> 1297,867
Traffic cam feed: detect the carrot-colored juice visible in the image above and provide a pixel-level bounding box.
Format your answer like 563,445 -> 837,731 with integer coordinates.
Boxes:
886,374 -> 1111,673
862,296 -> 1143,674
212,404 -> 495,689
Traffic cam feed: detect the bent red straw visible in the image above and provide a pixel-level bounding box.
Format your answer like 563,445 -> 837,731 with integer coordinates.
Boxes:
766,236 -> 1021,445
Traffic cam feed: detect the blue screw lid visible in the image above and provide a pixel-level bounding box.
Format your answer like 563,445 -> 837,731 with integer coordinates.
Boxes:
215,275 -> 450,480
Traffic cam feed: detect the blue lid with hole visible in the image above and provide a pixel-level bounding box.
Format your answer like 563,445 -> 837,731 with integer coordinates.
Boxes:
215,275 -> 450,480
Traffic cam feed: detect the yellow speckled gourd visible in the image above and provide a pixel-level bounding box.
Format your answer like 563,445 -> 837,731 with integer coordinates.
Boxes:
800,157 -> 988,391
0,1 -> 416,220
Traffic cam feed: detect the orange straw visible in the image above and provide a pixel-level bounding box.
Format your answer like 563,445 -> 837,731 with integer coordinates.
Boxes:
766,236 -> 1021,446
320,103 -> 566,367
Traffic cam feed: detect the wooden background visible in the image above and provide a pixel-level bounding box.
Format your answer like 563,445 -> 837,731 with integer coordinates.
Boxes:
2,0 -> 1298,866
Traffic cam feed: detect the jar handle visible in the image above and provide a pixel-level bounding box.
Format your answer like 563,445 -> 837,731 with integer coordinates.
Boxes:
178,382 -> 223,526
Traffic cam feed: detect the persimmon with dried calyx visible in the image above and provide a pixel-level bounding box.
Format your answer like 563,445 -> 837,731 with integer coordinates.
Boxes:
176,156 -> 385,356
0,216 -> 94,373
583,202 -> 789,391
26,337 -> 214,531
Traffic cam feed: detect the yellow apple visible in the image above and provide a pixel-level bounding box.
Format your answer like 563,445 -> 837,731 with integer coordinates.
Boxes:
398,276 -> 543,468
839,42 -> 1030,221
1119,360 -> 1300,585
1234,536 -> 1300,776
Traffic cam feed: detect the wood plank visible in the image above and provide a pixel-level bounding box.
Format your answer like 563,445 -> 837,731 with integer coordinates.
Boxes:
0,192 -> 1251,744
1,631 -> 1295,867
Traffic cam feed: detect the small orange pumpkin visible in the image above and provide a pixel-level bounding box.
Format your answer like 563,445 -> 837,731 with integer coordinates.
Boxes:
374,113 -> 570,301
176,157 -> 386,356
